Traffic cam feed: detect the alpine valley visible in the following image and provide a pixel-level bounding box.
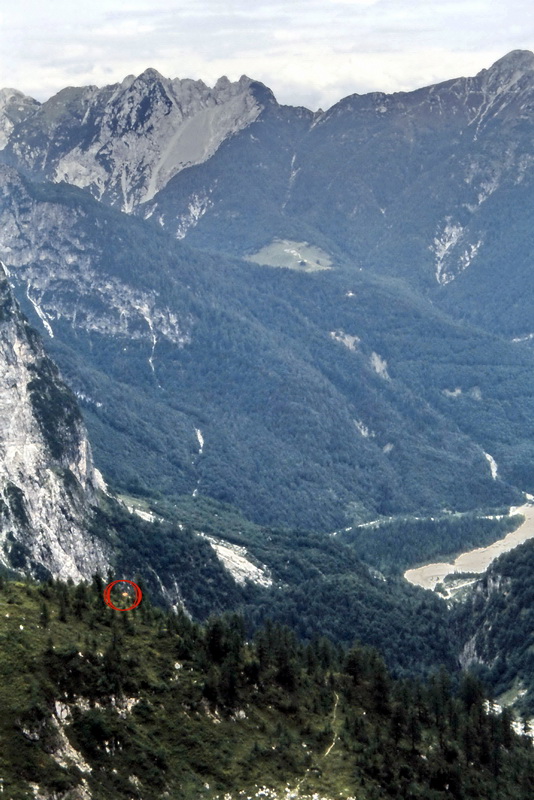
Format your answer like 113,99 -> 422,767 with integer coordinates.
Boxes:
1,52 -> 534,799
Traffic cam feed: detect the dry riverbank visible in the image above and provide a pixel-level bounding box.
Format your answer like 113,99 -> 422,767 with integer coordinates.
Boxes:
404,503 -> 534,591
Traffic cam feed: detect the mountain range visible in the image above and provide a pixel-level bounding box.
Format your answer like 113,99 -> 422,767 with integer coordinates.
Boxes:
1,54 -> 534,792
4,50 -> 534,320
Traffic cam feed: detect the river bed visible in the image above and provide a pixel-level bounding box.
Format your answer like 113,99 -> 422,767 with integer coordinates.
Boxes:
404,503 -> 534,591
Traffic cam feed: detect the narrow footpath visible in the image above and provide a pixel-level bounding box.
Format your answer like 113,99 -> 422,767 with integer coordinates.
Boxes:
295,690 -> 341,795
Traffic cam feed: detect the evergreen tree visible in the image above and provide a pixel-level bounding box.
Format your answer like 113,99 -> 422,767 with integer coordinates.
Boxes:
73,582 -> 89,619
58,592 -> 68,623
39,601 -> 50,628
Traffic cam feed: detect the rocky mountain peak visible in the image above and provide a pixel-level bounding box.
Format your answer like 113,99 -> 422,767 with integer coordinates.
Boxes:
1,70 -> 266,211
214,75 -> 232,90
485,49 -> 534,77
137,66 -> 165,83
476,49 -> 534,97
0,88 -> 39,150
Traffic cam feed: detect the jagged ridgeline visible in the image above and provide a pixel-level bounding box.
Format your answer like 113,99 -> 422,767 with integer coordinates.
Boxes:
1,576 -> 534,800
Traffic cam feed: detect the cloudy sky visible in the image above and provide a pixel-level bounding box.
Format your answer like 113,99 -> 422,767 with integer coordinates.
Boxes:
1,0 -> 533,110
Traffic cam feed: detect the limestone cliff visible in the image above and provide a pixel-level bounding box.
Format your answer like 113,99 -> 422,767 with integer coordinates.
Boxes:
0,269 -> 109,580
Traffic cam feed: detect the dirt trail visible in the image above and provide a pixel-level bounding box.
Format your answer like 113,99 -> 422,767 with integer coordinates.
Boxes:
295,691 -> 340,794
323,692 -> 340,758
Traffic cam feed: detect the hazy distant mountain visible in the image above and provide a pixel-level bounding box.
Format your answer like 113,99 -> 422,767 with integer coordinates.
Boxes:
4,52 -> 534,323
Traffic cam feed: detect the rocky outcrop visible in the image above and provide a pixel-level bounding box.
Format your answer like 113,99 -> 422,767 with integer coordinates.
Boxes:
0,268 -> 109,580
0,165 -> 191,351
0,88 -> 39,150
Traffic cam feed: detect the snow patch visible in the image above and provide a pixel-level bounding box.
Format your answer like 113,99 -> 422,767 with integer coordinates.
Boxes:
75,391 -> 103,408
175,193 -> 213,239
432,219 -> 464,285
25,282 -> 54,338
485,701 -> 534,740
511,332 -> 534,343
126,505 -> 158,523
459,239 -> 482,271
195,428 -> 204,454
93,469 -> 108,494
129,299 -> 159,374
282,153 -> 300,209
477,177 -> 499,205
354,419 -> 375,438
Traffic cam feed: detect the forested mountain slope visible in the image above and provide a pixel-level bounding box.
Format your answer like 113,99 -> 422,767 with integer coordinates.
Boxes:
0,241 -> 522,690
2,577 -> 533,800
3,165 -> 534,529
454,537 -> 534,717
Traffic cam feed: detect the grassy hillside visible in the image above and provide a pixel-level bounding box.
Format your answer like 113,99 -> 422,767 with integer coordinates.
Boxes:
1,577 -> 533,800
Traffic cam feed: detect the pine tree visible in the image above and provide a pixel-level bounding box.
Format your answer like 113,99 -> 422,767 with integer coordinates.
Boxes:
205,617 -> 228,664
39,601 -> 50,628
344,645 -> 364,685
407,709 -> 422,752
501,706 -> 514,750
92,573 -> 104,596
73,583 -> 89,619
59,593 -> 68,622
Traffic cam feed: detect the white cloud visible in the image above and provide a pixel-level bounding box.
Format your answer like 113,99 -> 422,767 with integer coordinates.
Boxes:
329,0 -> 382,4
0,0 -> 532,109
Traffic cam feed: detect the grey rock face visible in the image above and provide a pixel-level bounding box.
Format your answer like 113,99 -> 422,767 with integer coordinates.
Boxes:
0,165 -> 191,351
0,88 -> 39,150
2,72 -> 263,212
0,268 -> 109,580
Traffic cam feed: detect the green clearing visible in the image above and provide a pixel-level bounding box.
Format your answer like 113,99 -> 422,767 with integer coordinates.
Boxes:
246,239 -> 333,271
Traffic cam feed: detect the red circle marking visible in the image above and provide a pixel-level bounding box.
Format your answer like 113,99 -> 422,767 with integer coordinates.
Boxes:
103,580 -> 143,611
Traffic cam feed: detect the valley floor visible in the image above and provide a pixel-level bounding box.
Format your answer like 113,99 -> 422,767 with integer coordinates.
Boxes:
404,502 -> 534,591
